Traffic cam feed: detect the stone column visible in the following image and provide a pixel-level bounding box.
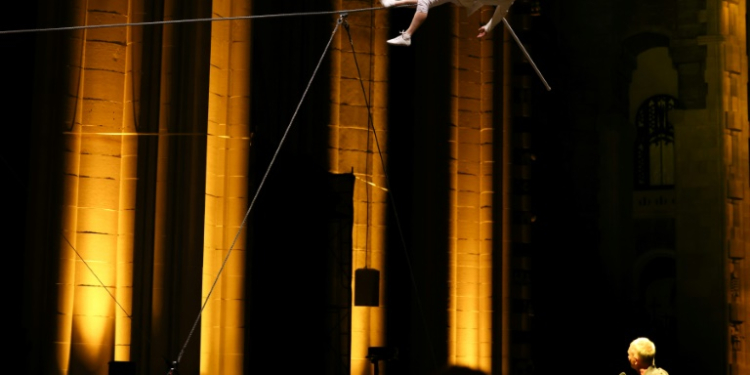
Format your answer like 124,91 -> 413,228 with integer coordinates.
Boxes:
200,0 -> 252,373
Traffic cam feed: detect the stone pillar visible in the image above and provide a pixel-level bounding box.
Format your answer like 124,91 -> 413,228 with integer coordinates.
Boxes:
330,1 -> 389,374
447,5 -> 498,373
53,1 -> 142,373
200,0 -> 252,373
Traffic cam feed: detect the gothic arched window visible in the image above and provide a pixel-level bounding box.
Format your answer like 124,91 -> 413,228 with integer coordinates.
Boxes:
634,95 -> 677,190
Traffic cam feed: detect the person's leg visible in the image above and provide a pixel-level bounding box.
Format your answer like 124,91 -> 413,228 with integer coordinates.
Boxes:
380,0 -> 418,7
404,10 -> 427,35
404,0 -> 449,37
387,0 -> 430,45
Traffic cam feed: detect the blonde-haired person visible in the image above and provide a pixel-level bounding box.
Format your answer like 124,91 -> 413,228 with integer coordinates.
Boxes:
627,337 -> 669,375
380,0 -> 512,46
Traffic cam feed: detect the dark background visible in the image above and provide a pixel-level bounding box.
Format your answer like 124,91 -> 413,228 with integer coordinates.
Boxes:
3,1 -> 36,368
8,1 -> 731,374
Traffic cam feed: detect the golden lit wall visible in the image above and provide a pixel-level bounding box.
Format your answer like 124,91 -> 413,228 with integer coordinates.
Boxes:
54,1 -> 141,373
672,0 -> 749,372
200,0 -> 252,374
720,0 -> 749,373
447,6 -> 498,373
330,1 -> 388,374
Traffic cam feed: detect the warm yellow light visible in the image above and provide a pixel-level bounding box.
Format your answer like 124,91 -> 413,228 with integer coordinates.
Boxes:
75,284 -> 114,362
447,5 -> 496,372
199,2 -> 251,373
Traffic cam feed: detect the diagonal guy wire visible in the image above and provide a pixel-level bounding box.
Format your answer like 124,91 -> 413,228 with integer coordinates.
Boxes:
174,13 -> 346,368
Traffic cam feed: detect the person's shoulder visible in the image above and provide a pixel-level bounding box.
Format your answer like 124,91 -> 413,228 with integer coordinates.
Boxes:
645,366 -> 669,375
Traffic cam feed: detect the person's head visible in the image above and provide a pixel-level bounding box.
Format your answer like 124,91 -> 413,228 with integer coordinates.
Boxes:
628,337 -> 656,370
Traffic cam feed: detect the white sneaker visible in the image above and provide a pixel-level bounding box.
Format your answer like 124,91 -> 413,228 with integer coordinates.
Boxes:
387,31 -> 411,46
380,0 -> 396,7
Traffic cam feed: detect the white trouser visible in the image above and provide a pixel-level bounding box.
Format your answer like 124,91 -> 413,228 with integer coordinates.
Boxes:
416,0 -> 455,13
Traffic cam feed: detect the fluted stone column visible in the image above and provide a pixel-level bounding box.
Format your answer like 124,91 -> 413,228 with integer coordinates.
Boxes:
447,5 -> 499,373
330,1 -> 389,374
53,1 -> 142,373
200,0 -> 252,373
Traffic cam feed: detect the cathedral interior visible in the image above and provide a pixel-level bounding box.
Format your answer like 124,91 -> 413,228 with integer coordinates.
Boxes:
5,1 -> 749,374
